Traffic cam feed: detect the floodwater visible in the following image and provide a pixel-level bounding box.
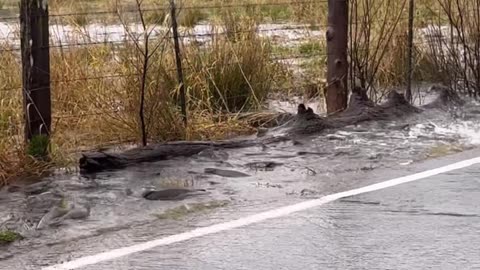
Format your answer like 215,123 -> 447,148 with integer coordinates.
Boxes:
0,21 -> 323,49
78,164 -> 480,270
1,15 -> 479,269
1,90 -> 480,268
0,19 -> 449,51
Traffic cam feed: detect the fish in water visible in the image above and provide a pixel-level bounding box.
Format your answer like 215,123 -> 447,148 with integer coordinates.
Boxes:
204,168 -> 250,178
142,188 -> 207,201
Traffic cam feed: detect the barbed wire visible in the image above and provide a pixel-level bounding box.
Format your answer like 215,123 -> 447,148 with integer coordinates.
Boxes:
0,35 -> 445,94
0,56 -> 318,94
0,7 -> 450,26
47,23 -> 326,49
0,1 -> 466,128
0,0 -> 329,22
1,18 -> 421,53
0,23 -> 328,52
0,73 -> 139,93
43,81 -> 324,120
0,0 -> 461,27
0,86 -> 316,123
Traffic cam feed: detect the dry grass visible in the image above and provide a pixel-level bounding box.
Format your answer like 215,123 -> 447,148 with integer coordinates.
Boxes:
375,30 -> 442,88
0,0 -> 460,186
0,11 -> 285,185
1,0 -> 329,25
348,0 -> 449,101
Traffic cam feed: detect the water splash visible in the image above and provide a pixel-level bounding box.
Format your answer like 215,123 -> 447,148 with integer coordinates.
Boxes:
433,121 -> 480,145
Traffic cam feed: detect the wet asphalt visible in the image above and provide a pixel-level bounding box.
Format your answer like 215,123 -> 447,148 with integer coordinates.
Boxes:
1,94 -> 480,269
80,156 -> 480,270
2,148 -> 480,270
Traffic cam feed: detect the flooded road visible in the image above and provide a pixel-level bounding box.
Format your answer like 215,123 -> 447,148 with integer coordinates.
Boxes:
1,90 -> 480,269
78,162 -> 480,270
3,149 -> 480,270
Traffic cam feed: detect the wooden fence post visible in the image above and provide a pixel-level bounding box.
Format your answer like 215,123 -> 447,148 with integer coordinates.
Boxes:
20,0 -> 51,156
405,0 -> 415,103
170,0 -> 187,126
326,0 -> 349,114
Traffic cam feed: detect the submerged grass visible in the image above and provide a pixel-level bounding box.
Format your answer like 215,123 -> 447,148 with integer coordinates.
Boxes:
154,200 -> 230,220
0,230 -> 22,245
426,143 -> 466,159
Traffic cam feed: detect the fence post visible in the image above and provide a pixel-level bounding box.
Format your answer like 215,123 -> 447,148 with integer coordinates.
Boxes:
326,0 -> 349,114
20,0 -> 51,156
169,0 -> 187,126
405,0 -> 415,103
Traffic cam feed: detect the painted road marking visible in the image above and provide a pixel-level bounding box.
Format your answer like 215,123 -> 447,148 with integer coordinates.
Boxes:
43,156 -> 480,270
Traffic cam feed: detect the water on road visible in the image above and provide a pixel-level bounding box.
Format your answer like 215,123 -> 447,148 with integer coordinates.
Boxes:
1,93 -> 480,269
113,165 -> 478,270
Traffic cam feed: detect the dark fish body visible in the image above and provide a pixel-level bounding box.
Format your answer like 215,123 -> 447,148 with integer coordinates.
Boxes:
204,168 -> 250,178
142,188 -> 206,201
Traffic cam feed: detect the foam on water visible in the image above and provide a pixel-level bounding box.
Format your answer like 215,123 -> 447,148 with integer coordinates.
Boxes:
407,119 -> 480,146
435,121 -> 480,145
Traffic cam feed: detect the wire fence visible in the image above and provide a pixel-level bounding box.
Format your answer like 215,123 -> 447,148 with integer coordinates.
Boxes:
0,0 -> 471,152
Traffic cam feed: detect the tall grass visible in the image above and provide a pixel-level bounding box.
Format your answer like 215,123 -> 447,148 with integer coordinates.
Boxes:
185,28 -> 285,112
0,9 -> 286,184
0,0 -> 472,185
423,0 -> 480,98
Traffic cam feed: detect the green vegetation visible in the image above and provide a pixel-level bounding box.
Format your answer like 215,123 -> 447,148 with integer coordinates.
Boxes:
298,41 -> 325,56
0,230 -> 22,245
27,135 -> 50,159
59,198 -> 69,209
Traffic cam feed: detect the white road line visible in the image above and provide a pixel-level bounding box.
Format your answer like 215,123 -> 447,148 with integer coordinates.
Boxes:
43,156 -> 480,270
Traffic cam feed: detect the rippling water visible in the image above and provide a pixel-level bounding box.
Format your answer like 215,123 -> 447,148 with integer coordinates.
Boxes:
42,165 -> 480,270
1,93 -> 480,268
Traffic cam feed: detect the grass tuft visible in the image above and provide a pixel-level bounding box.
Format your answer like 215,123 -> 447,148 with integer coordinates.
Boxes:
426,143 -> 465,159
27,135 -> 50,159
298,41 -> 325,56
0,10 -> 287,185
0,230 -> 22,245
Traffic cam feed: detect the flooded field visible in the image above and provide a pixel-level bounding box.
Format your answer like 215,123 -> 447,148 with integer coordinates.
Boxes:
0,21 -> 323,48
